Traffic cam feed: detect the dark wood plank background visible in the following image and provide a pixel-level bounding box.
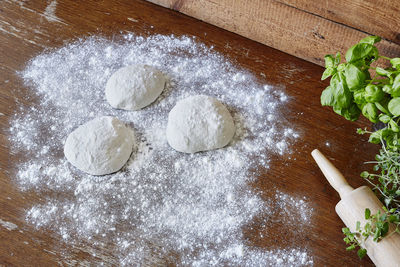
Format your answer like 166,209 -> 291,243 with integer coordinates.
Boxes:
0,0 -> 380,266
148,0 -> 400,67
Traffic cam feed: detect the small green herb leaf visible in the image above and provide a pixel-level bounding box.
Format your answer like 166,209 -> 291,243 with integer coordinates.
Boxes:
389,215 -> 397,223
359,35 -> 381,45
322,67 -> 335,80
335,52 -> 341,66
390,58 -> 400,69
379,114 -> 391,123
365,208 -> 371,219
390,120 -> 400,132
368,129 -> 386,144
360,171 -> 369,178
393,74 -> 400,91
324,55 -> 335,68
382,222 -> 389,236
357,248 -> 367,259
376,67 -> 392,77
383,84 -> 394,94
388,97 -> 400,116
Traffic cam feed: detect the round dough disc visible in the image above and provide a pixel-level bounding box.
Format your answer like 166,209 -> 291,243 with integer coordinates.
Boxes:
166,95 -> 235,153
105,65 -> 165,111
64,116 -> 135,175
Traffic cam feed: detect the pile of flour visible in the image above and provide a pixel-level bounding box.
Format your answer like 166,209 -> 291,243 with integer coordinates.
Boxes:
10,34 -> 313,266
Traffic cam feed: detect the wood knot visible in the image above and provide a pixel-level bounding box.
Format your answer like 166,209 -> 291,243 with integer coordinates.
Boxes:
313,32 -> 325,40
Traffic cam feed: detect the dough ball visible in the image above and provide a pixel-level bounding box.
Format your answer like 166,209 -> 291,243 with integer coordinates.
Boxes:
64,116 -> 135,175
105,65 -> 166,110
167,95 -> 235,153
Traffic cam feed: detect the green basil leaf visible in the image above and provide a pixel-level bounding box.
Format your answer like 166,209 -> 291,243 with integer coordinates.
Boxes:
385,83 -> 400,97
335,52 -> 341,66
334,103 -> 360,121
362,103 -> 378,122
388,97 -> 400,116
331,73 -> 352,108
392,90 -> 400,98
383,84 -> 394,94
366,46 -> 379,65
376,67 -> 392,77
337,63 -> 346,72
391,58 -> 400,69
363,69 -> 372,80
321,86 -> 335,106
345,103 -> 361,121
324,55 -> 334,68
365,84 -> 384,102
393,74 -> 400,91
345,43 -> 374,63
353,89 -> 366,105
390,120 -> 400,132
321,67 -> 335,80
359,36 -> 381,45
344,64 -> 366,91
379,114 -> 391,123
375,98 -> 390,114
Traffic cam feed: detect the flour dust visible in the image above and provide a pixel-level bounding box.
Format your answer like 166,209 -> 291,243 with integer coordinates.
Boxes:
9,34 -> 313,266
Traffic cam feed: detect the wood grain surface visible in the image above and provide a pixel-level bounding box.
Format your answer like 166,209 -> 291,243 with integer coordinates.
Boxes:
0,0 -> 382,266
279,0 -> 400,45
147,0 -> 400,67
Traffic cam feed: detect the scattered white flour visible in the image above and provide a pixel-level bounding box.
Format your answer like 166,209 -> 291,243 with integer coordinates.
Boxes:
9,34 -> 313,266
0,218 -> 18,231
275,191 -> 313,223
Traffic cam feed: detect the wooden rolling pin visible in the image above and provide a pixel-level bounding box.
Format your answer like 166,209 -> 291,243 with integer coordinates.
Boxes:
311,149 -> 400,267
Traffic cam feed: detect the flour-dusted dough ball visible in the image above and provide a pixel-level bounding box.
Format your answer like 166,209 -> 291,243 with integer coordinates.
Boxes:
105,65 -> 166,110
167,95 -> 235,153
64,116 -> 135,175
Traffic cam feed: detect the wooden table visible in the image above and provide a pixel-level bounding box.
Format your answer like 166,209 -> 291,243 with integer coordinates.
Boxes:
0,0 -> 378,266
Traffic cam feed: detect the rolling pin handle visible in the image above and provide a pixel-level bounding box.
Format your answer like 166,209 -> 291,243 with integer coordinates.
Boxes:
311,149 -> 354,199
